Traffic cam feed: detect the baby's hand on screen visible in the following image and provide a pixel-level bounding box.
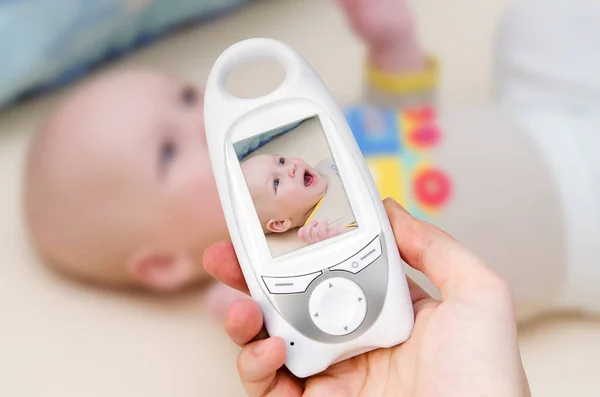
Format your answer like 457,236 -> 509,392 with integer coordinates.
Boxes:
298,221 -> 344,244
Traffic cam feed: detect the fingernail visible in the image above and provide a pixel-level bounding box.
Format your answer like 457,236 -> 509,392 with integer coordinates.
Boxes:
254,340 -> 267,355
385,197 -> 398,206
385,197 -> 408,213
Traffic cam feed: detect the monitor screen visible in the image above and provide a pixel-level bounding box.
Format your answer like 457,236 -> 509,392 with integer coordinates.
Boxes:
234,115 -> 358,257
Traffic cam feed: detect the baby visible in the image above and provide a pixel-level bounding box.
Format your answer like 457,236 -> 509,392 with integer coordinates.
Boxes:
25,70 -> 224,291
24,0 -> 600,321
241,153 -> 356,245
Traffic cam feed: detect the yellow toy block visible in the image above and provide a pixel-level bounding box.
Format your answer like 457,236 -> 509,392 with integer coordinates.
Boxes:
366,156 -> 407,207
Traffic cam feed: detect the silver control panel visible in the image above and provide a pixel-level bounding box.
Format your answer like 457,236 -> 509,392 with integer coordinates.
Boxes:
263,235 -> 388,344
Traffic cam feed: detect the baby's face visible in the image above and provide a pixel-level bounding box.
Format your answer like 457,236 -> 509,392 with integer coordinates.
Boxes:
25,70 -> 228,291
241,154 -> 327,232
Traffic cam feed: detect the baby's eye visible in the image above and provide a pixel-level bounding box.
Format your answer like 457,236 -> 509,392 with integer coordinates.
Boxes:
160,139 -> 178,166
278,157 -> 285,166
180,85 -> 198,107
274,178 -> 280,192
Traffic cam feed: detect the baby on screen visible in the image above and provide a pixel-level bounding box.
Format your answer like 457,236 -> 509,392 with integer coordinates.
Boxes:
241,152 -> 357,245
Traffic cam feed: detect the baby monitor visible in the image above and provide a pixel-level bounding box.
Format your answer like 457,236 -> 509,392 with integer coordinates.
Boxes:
204,38 -> 414,378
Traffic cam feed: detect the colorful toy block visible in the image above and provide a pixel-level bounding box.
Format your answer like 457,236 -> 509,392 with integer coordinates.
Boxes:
345,104 -> 452,221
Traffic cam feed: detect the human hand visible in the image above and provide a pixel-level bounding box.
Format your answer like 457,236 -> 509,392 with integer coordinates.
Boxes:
336,0 -> 425,72
297,220 -> 346,244
203,198 -> 530,397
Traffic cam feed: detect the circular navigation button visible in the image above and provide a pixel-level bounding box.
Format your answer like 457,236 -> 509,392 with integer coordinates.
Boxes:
309,277 -> 367,336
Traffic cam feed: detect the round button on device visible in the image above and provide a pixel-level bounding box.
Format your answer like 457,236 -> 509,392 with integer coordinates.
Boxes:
309,277 -> 367,336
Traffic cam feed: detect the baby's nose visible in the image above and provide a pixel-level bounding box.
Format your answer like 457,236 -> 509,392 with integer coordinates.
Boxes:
288,164 -> 297,178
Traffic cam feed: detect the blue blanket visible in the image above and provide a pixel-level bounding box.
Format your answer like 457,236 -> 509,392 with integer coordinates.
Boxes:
0,0 -> 251,108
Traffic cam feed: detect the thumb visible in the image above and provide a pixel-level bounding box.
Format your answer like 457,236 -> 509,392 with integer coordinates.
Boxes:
237,337 -> 302,397
383,198 -> 503,299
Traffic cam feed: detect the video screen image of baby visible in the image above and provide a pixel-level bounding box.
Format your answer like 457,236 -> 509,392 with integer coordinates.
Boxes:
234,116 -> 358,257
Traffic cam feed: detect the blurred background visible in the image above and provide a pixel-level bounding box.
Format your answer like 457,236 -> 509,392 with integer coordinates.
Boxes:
1,0 -> 599,395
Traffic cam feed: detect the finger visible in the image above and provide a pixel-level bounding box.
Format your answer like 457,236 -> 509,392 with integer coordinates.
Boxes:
406,277 -> 431,305
406,277 -> 440,316
238,337 -> 303,397
383,198 -> 499,298
308,222 -> 319,243
225,298 -> 264,346
310,222 -> 321,243
315,221 -> 327,242
301,222 -> 314,243
203,282 -> 249,324
298,224 -> 311,243
297,226 -> 305,240
301,222 -> 316,242
203,241 -> 249,295
318,221 -> 329,241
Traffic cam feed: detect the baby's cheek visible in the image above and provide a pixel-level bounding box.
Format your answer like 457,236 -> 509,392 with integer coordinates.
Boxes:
286,185 -> 304,203
175,159 -> 222,222
193,174 -> 221,213
290,189 -> 311,210
198,123 -> 207,147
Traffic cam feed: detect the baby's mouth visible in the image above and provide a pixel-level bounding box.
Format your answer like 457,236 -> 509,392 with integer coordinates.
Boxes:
304,170 -> 315,187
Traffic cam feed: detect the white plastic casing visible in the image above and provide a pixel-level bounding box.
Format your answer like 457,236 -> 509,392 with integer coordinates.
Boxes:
204,38 -> 414,378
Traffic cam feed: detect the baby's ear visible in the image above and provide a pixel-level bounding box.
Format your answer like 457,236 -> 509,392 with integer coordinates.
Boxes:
128,250 -> 193,292
266,218 -> 292,233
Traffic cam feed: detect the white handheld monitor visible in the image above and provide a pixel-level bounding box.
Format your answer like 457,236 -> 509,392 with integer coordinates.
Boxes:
204,38 -> 414,378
